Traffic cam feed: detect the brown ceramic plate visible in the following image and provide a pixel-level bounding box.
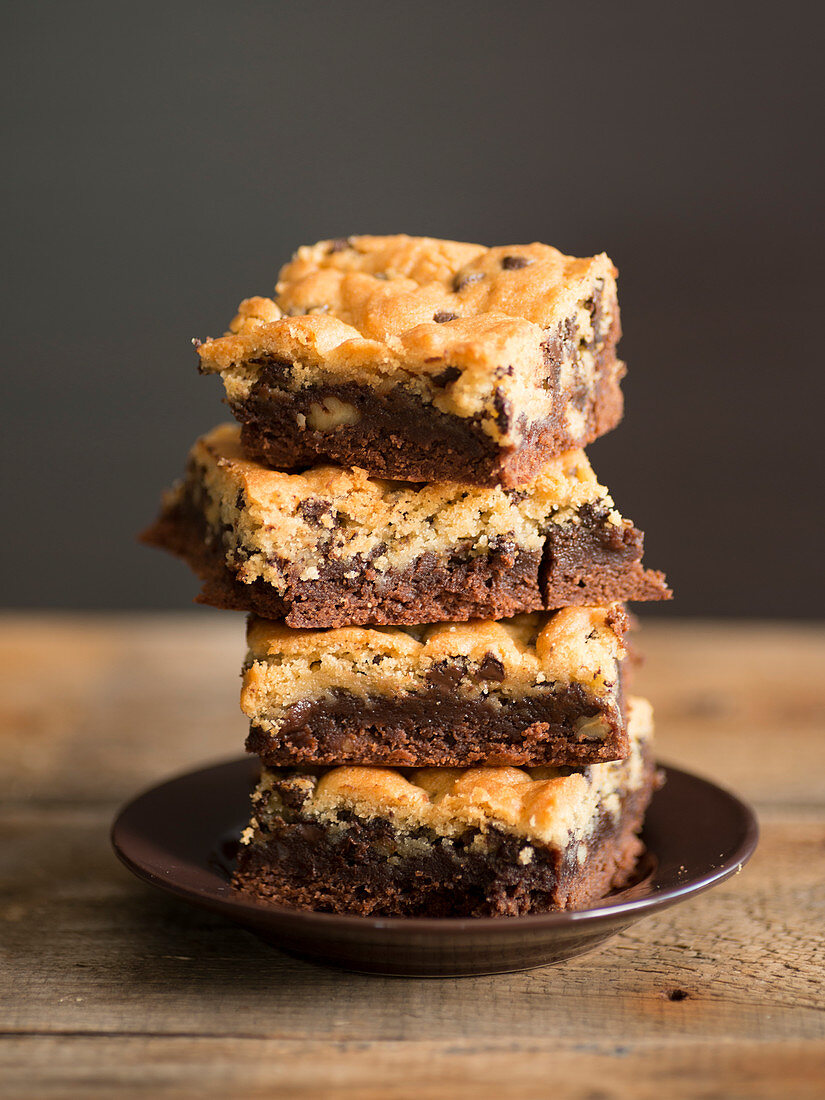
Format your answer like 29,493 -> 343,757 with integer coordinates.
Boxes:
111,759 -> 758,977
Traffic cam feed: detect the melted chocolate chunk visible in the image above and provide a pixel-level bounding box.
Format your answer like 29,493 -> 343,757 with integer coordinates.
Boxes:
277,781 -> 312,812
278,699 -> 315,734
542,316 -> 577,368
328,238 -> 350,253
494,387 -> 513,431
251,357 -> 294,388
587,278 -> 607,344
292,821 -> 326,845
475,654 -> 505,682
433,365 -> 461,387
502,255 -> 531,270
425,663 -> 466,691
297,498 -> 335,527
433,311 -> 458,323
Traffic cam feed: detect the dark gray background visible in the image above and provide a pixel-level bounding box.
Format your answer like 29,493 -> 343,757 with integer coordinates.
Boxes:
3,2 -> 823,615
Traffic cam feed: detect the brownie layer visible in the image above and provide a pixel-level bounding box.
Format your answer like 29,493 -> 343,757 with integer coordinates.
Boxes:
143,488 -> 667,629
232,748 -> 657,917
540,501 -> 667,606
246,682 -> 627,767
235,334 -> 623,488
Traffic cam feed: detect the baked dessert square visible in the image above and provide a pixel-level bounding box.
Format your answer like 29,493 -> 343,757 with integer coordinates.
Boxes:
196,235 -> 625,486
141,424 -> 668,628
242,605 -> 631,768
233,696 -> 657,917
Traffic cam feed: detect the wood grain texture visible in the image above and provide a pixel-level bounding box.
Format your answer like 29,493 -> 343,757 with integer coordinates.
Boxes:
1,614 -> 824,1098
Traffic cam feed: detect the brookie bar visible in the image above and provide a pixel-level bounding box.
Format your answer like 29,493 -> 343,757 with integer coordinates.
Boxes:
242,605 -> 631,768
197,235 -> 626,486
141,424 -> 668,628
233,696 -> 658,917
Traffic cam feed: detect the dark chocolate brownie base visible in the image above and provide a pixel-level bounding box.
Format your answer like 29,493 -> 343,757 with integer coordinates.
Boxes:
141,498 -> 668,630
540,502 -> 669,607
246,682 -> 627,768
232,321 -> 624,488
232,757 -> 657,917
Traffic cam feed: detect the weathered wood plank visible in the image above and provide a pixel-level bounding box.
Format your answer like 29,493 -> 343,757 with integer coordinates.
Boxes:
634,621 -> 825,805
0,1035 -> 823,1100
0,613 -> 247,803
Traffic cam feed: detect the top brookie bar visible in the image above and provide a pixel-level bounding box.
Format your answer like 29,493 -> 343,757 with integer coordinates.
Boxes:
196,235 -> 625,486
142,423 -> 669,628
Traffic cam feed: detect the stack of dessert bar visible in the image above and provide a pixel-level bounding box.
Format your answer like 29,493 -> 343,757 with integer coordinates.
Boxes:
145,235 -> 671,917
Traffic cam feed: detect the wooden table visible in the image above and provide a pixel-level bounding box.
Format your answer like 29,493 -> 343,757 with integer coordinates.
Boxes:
1,614 -> 824,1098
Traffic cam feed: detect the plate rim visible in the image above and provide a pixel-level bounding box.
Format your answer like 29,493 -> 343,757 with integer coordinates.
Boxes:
111,756 -> 759,934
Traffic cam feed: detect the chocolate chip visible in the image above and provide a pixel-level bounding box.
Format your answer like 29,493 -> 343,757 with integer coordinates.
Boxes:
277,780 -> 312,811
541,316 -> 576,368
433,311 -> 458,323
502,255 -> 531,270
433,366 -> 461,387
297,498 -> 334,526
255,357 -> 294,388
235,490 -> 246,511
452,271 -> 484,292
328,238 -> 350,253
587,278 -> 607,344
279,699 -> 314,734
493,387 -> 513,431
475,654 -> 505,682
426,663 -> 465,691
